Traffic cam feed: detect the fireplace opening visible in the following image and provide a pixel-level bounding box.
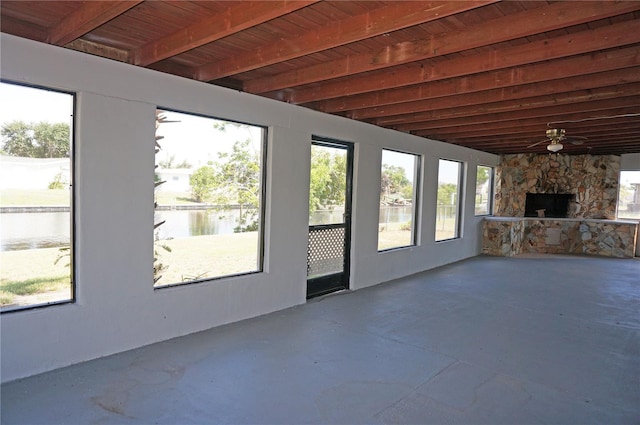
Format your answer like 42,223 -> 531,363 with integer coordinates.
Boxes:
524,193 -> 573,218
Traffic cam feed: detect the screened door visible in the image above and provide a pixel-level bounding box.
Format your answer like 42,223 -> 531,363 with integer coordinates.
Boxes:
307,138 -> 353,298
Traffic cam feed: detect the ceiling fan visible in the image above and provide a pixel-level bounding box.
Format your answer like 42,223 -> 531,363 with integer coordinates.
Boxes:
525,113 -> 640,153
526,128 -> 587,152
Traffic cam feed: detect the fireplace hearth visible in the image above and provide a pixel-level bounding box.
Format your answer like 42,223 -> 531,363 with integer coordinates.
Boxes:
524,193 -> 573,218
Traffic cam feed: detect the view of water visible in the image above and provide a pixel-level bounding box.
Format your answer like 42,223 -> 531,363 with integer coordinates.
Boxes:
1,212 -> 71,251
1,206 -> 415,251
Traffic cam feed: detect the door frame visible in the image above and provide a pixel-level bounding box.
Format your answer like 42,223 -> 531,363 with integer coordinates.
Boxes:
307,136 -> 354,299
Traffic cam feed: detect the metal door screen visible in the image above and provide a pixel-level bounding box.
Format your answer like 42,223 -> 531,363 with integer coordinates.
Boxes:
307,224 -> 345,278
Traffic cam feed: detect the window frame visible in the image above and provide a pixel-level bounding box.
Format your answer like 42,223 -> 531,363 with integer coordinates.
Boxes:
435,158 -> 464,242
153,107 -> 268,289
0,80 -> 76,313
377,147 -> 422,252
474,165 -> 494,216
616,170 -> 640,220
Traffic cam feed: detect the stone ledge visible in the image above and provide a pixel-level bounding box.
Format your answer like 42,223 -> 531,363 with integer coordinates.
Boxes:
482,217 -> 638,258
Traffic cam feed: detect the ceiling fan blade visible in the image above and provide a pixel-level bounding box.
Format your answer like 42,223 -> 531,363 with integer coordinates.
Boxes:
567,136 -> 588,145
526,140 -> 546,148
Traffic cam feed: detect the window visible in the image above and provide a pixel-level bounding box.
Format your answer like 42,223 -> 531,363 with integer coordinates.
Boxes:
378,149 -> 420,251
154,109 -> 266,287
0,82 -> 74,312
435,159 -> 463,241
475,165 -> 494,215
617,170 -> 640,219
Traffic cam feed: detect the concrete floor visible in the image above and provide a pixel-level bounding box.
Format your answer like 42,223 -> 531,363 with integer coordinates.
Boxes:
2,254 -> 639,424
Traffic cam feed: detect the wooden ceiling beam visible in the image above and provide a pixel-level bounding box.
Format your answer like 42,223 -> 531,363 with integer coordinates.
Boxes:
446,127 -> 640,142
446,136 -> 640,149
446,131 -> 640,144
489,137 -> 640,146
446,140 -> 640,157
396,97 -> 638,132
312,18 -> 640,110
352,67 -> 640,121
65,38 -> 130,63
48,1 -> 142,46
468,143 -> 640,156
402,101 -> 640,133
0,15 -> 48,42
386,89 -> 637,132
133,1 -> 319,66
422,135 -> 640,150
371,46 -> 640,127
398,98 -> 640,133
414,132 -> 640,154
422,118 -> 640,139
196,0 -> 495,82
147,62 -> 198,80
282,2 -> 640,104
430,122 -> 640,140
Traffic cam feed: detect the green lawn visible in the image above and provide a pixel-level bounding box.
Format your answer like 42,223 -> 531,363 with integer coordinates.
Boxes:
155,191 -> 199,205
154,232 -> 260,286
1,246 -> 71,309
0,189 -> 70,206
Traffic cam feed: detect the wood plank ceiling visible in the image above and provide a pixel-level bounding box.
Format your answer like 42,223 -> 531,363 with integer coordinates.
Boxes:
2,1 -> 639,155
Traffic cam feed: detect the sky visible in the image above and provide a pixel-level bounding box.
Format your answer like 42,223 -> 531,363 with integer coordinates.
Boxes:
620,171 -> 640,185
381,148 -> 418,183
156,109 -> 264,169
0,82 -> 73,125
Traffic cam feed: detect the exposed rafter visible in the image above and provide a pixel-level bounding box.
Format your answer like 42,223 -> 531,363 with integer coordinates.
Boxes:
348,45 -> 640,126
133,1 -> 319,66
280,2 -> 640,102
350,67 -> 640,121
297,16 -> 640,106
48,1 -> 142,46
196,0 -> 495,82
1,0 -> 639,155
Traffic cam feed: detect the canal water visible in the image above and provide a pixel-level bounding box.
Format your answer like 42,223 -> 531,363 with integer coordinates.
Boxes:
1,206 -> 414,251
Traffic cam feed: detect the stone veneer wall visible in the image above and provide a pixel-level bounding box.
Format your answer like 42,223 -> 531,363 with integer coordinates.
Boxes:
482,219 -> 524,256
482,218 -> 637,258
523,220 -> 636,258
495,154 -> 620,219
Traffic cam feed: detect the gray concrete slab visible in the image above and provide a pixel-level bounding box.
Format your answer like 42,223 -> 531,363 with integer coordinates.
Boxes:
2,254 -> 639,424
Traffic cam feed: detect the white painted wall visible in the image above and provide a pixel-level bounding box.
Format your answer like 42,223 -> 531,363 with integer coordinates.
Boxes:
621,153 -> 640,171
0,34 -> 498,383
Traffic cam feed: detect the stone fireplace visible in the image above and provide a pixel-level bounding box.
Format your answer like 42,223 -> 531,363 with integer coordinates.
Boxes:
494,154 -> 620,219
524,193 -> 573,218
483,154 -> 638,258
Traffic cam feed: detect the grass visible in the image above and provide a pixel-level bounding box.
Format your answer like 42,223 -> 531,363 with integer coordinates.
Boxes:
0,275 -> 70,308
378,222 -> 413,250
155,232 -> 260,286
1,275 -> 69,296
155,191 -> 199,205
0,291 -> 14,305
377,217 -> 458,250
0,188 -> 70,206
1,247 -> 71,308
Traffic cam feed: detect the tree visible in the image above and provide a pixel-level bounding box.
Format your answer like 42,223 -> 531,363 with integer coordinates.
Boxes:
188,135 -> 262,232
1,120 -> 70,158
437,183 -> 459,205
215,138 -> 261,232
309,149 -> 346,213
190,166 -> 218,203
477,166 -> 490,186
381,165 -> 410,198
